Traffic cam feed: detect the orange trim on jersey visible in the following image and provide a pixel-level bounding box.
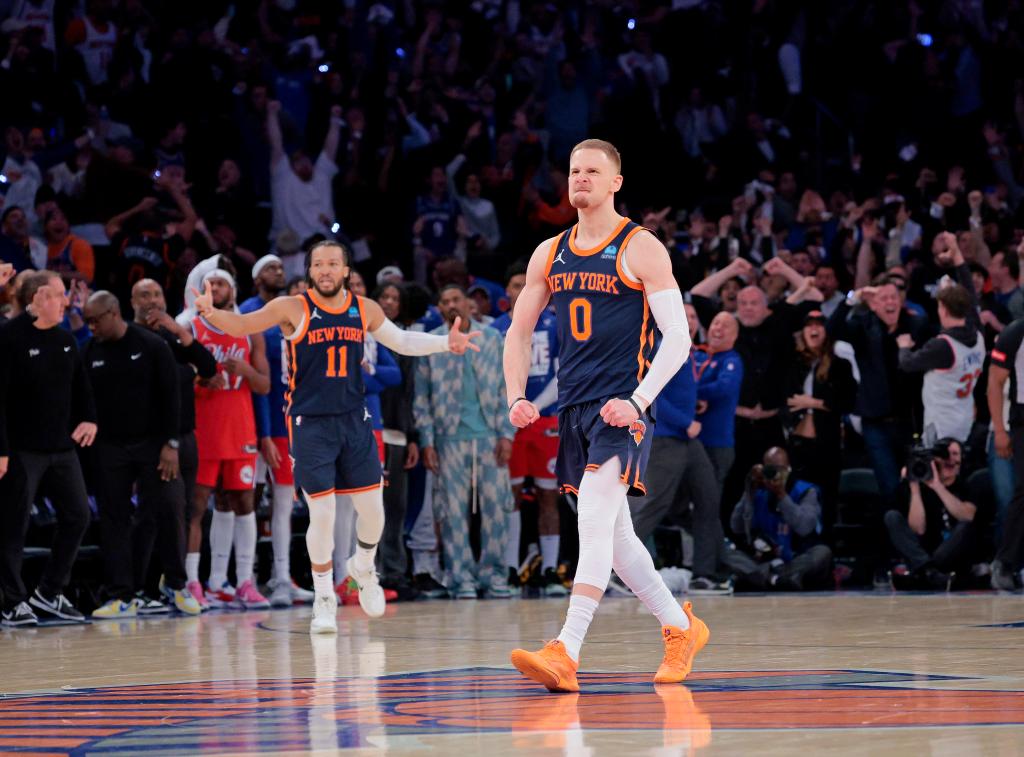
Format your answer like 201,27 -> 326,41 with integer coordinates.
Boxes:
289,296 -> 312,344
633,481 -> 647,495
308,289 -> 352,315
636,297 -> 651,382
584,464 -> 600,471
543,232 -> 565,277
335,482 -> 382,495
568,217 -> 630,256
615,226 -> 647,291
356,295 -> 368,333
308,487 -> 337,499
620,458 -> 633,484
560,484 -> 580,495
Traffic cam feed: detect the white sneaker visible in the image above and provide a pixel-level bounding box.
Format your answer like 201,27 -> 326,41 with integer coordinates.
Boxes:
269,579 -> 293,608
310,593 -> 338,634
345,555 -> 386,618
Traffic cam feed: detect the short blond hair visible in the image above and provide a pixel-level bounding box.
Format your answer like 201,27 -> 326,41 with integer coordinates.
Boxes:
569,139 -> 621,173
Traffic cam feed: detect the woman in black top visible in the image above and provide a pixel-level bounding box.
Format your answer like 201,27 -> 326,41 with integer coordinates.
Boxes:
784,310 -> 857,537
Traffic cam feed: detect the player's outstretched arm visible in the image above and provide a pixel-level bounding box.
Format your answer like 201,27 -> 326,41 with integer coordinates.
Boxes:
600,231 -> 693,427
361,297 -> 481,356
505,239 -> 553,428
191,280 -> 303,336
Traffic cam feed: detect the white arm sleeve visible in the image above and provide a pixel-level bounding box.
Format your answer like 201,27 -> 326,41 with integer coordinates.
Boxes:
370,318 -> 450,356
632,288 -> 692,409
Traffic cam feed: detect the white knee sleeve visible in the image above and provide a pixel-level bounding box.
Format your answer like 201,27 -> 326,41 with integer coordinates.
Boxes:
350,484 -> 385,547
574,459 -> 629,590
304,491 -> 336,565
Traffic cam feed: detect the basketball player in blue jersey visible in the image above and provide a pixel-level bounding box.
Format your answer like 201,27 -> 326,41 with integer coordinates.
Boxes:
504,139 -> 709,692
192,240 -> 481,633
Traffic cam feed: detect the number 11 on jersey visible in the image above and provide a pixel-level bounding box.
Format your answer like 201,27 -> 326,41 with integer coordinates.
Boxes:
326,345 -> 348,378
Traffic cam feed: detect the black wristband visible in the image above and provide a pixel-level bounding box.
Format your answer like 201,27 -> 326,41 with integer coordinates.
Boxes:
509,396 -> 528,411
627,397 -> 644,417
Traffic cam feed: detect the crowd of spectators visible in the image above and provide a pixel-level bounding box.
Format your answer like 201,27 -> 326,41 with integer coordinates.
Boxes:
2,0 -> 1024,622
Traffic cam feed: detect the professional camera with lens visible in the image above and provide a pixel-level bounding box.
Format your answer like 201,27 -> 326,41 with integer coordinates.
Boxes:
906,438 -> 952,483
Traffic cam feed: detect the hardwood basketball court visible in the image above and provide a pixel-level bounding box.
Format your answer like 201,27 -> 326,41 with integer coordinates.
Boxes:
2,593 -> 1023,755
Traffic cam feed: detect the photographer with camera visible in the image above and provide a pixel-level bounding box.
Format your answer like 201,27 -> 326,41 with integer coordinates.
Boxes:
884,438 -> 977,589
724,446 -> 832,591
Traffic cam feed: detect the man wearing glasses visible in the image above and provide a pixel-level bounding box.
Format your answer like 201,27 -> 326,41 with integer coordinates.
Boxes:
81,291 -> 200,618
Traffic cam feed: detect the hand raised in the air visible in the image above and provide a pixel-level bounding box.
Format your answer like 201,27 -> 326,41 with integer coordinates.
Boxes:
448,316 -> 482,354
190,280 -> 215,318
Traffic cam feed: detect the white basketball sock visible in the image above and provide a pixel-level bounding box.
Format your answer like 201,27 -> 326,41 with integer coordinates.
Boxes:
540,534 -> 560,571
557,594 -> 599,662
209,509 -> 235,589
233,512 -> 257,585
312,568 -> 334,599
271,484 -> 293,583
185,552 -> 200,584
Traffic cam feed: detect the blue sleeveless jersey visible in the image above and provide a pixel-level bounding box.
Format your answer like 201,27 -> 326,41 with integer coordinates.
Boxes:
285,290 -> 366,417
239,295 -> 289,438
545,218 -> 654,408
493,309 -> 559,416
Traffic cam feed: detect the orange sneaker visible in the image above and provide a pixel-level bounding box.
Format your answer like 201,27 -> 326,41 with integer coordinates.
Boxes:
510,640 -> 580,693
654,601 -> 710,684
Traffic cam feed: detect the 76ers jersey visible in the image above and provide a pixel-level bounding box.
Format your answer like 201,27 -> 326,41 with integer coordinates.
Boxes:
545,218 -> 654,408
192,316 -> 257,459
493,309 -> 559,416
285,290 -> 366,417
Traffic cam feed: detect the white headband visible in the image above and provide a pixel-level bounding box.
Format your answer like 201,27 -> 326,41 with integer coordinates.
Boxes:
202,269 -> 236,290
252,254 -> 282,281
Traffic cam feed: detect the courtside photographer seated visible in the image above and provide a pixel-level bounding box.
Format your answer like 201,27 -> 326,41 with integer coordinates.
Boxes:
725,446 -> 832,591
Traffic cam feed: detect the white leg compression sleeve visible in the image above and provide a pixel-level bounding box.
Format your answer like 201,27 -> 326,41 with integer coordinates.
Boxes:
350,485 -> 385,572
573,458 -> 630,590
304,491 -> 336,566
611,499 -> 688,629
333,495 -> 355,579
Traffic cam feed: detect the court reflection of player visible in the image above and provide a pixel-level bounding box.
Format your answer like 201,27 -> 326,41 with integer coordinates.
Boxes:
190,240 -> 481,633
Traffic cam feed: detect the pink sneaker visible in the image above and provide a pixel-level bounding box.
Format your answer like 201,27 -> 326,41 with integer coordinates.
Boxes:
186,580 -> 209,611
233,579 -> 270,610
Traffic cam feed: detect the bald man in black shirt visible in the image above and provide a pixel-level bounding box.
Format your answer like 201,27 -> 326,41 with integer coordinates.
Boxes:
82,291 -> 200,617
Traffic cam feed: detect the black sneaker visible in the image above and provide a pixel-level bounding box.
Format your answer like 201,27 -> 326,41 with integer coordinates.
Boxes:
1,601 -> 39,627
380,575 -> 420,602
689,576 -> 734,596
29,590 -> 87,623
413,573 -> 448,599
539,567 -> 568,596
134,591 -> 170,615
